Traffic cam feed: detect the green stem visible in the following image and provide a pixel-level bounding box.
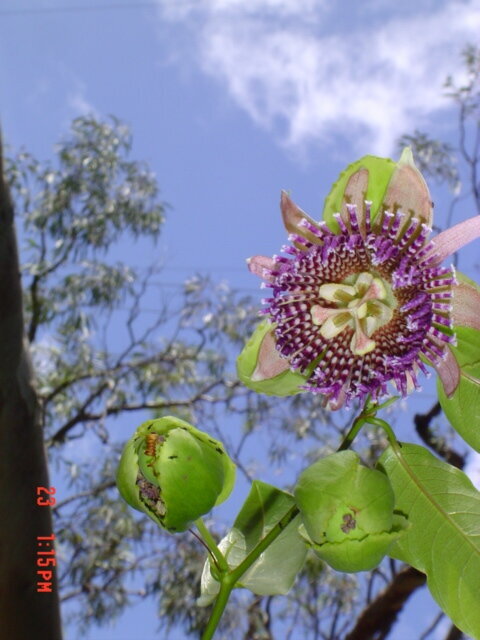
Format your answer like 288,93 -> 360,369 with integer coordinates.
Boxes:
230,504 -> 299,583
201,504 -> 299,640
364,416 -> 401,452
337,415 -> 367,451
201,578 -> 235,640
201,404 -> 399,638
337,396 -> 400,452
195,518 -> 229,573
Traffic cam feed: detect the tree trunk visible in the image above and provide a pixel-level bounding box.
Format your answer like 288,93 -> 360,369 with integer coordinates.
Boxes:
0,138 -> 62,639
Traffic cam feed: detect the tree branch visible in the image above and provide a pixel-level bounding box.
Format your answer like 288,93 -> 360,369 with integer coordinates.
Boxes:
444,624 -> 464,640
28,233 -> 77,343
414,402 -> 465,469
48,379 -> 239,445
48,381 -> 110,444
345,566 -> 426,640
53,480 -> 116,512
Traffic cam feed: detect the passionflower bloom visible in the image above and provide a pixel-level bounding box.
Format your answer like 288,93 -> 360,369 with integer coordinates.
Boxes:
238,150 -> 480,409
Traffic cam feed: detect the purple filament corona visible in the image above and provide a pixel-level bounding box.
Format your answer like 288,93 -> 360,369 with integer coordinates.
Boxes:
260,203 -> 456,406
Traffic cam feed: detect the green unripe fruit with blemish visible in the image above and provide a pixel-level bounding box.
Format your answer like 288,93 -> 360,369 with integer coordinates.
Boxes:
294,451 -> 408,572
116,416 -> 236,532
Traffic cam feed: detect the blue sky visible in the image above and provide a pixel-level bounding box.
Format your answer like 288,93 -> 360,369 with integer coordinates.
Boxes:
1,0 -> 480,638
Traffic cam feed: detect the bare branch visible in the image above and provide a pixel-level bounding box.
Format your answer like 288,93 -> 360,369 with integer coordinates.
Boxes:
48,379 -> 239,445
414,402 -> 465,469
344,566 -> 426,640
28,233 -> 77,343
48,381 -> 110,444
419,612 -> 445,640
444,625 -> 464,640
53,480 -> 115,512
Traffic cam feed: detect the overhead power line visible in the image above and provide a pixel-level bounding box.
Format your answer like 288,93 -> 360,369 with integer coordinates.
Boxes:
153,265 -> 249,272
0,2 -> 160,16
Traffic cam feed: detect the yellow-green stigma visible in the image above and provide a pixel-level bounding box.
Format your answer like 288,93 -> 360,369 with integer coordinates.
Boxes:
310,272 -> 394,356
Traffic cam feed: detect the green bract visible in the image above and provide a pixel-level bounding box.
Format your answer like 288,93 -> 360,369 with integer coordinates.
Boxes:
116,416 -> 236,532
322,154 -> 396,232
437,325 -> 480,452
437,272 -> 480,452
236,319 -> 310,396
198,481 -> 307,606
294,451 -> 408,572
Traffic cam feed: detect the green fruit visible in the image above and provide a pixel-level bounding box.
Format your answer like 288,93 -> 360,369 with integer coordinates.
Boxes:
116,416 -> 236,532
294,451 -> 408,572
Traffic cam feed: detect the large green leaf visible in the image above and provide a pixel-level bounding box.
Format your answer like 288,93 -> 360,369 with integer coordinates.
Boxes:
378,443 -> 480,639
198,481 -> 307,606
437,325 -> 480,452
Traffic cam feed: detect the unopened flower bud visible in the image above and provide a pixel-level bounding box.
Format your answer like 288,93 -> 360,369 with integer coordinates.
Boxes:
294,451 -> 407,572
116,416 -> 236,532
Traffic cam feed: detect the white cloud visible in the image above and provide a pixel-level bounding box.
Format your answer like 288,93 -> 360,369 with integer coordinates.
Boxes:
160,0 -> 321,21
158,0 -> 480,155
66,78 -> 98,118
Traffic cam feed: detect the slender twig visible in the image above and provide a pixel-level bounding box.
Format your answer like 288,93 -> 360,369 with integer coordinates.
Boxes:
194,519 -> 229,573
27,233 -> 77,342
414,402 -> 465,469
48,379 -> 235,444
419,611 -> 445,640
52,480 -> 115,511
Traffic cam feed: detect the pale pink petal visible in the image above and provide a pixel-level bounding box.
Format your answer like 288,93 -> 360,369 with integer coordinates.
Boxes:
325,384 -> 347,411
251,329 -> 291,381
452,282 -> 480,330
340,167 -> 369,235
382,148 -> 433,227
405,371 -> 418,394
426,215 -> 480,266
247,255 -> 276,282
280,191 -> 322,248
431,346 -> 460,397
